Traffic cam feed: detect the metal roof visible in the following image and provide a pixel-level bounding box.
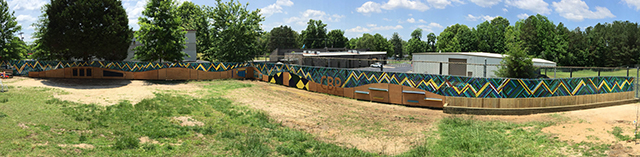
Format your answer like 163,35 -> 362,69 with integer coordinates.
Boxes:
413,52 -> 556,64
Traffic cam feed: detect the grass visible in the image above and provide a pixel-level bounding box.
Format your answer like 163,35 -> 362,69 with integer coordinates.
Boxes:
0,79 -> 618,156
399,117 -> 609,157
0,81 -> 375,156
540,69 -> 639,78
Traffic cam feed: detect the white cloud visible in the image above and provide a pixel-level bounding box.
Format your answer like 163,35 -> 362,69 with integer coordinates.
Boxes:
356,1 -> 383,14
417,22 -> 443,32
407,18 -> 416,23
383,18 -> 392,21
122,0 -> 147,30
427,0 -> 451,9
285,10 -> 345,26
7,0 -> 47,11
517,13 -> 529,19
356,0 -> 430,14
347,24 -> 403,33
466,14 -> 497,21
470,0 -> 501,7
16,15 -> 36,23
406,18 -> 427,23
276,0 -> 293,6
505,0 -> 551,14
502,8 -> 508,12
261,0 -> 294,17
552,0 -> 615,21
623,0 -> 640,10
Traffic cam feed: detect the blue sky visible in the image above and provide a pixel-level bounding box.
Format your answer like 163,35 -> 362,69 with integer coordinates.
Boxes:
7,0 -> 640,42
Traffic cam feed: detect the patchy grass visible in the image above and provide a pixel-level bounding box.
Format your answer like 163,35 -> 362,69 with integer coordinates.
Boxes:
542,69 -> 638,78
0,79 -> 620,156
0,81 -> 375,156
399,117 -> 609,157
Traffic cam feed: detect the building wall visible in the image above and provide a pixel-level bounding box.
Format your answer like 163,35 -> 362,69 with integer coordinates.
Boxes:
413,54 -> 555,78
126,31 -> 197,62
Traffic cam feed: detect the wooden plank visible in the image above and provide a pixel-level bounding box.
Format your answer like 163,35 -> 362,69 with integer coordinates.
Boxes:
45,69 -> 65,78
64,68 -> 72,78
500,98 -> 515,108
135,70 -> 159,80
94,68 -> 104,79
483,98 -> 500,108
166,68 -> 190,80
343,88 -> 355,99
124,72 -> 134,79
157,68 -> 167,80
388,84 -> 403,104
283,72 -> 290,86
190,69 -> 198,80
28,72 -> 39,78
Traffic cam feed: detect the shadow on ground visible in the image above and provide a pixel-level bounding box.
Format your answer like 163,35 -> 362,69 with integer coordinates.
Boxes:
39,78 -> 132,89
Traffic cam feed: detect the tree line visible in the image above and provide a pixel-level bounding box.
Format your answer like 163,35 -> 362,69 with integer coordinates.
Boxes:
1,0 -> 639,67
267,15 -> 640,67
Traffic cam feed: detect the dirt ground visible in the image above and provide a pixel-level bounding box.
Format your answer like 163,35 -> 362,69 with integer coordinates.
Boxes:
6,77 -> 640,155
7,77 -> 201,106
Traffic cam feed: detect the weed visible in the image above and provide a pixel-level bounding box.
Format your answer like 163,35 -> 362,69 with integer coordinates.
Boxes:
0,112 -> 6,118
0,98 -> 8,103
609,126 -> 632,141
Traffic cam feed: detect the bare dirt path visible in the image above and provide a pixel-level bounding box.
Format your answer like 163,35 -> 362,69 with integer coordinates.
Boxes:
6,77 -> 640,155
6,77 -> 201,106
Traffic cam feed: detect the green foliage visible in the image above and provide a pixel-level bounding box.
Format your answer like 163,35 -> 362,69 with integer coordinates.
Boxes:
301,19 -> 328,49
389,32 -> 404,58
0,112 -> 6,118
327,29 -> 348,48
177,1 -> 211,55
114,135 -> 140,150
496,26 -> 538,78
34,0 -> 132,61
135,0 -> 187,62
425,33 -> 437,52
268,25 -> 299,51
205,0 -> 264,62
0,0 -> 25,60
355,33 -> 394,55
437,24 -> 476,52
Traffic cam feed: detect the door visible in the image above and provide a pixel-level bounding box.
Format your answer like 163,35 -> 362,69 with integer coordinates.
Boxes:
448,58 -> 467,76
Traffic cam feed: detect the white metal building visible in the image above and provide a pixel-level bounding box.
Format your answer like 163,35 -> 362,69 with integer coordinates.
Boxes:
412,52 -> 556,78
125,30 -> 197,62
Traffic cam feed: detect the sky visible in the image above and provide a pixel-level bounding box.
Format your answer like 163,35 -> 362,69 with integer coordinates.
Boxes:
6,0 -> 640,42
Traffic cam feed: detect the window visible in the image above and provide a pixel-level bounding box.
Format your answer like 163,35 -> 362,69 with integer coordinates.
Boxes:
73,69 -> 78,76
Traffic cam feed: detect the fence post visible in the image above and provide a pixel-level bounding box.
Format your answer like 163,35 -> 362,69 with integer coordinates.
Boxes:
554,67 -> 556,78
636,67 -> 639,98
570,68 -> 573,78
598,69 -> 600,77
627,66 -> 630,77
439,62 -> 443,75
483,59 -> 487,78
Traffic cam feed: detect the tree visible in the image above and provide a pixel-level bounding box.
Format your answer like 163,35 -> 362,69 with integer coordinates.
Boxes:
496,26 -> 537,78
35,0 -> 132,61
517,14 -> 557,60
406,28 -> 427,57
268,25 -> 299,51
0,0 -> 24,60
436,24 -> 475,52
177,2 -> 211,55
301,19 -> 327,49
426,33 -> 436,52
327,29 -> 348,48
411,28 -> 423,40
354,33 -> 392,55
389,32 -> 403,58
205,0 -> 263,62
135,0 -> 186,62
